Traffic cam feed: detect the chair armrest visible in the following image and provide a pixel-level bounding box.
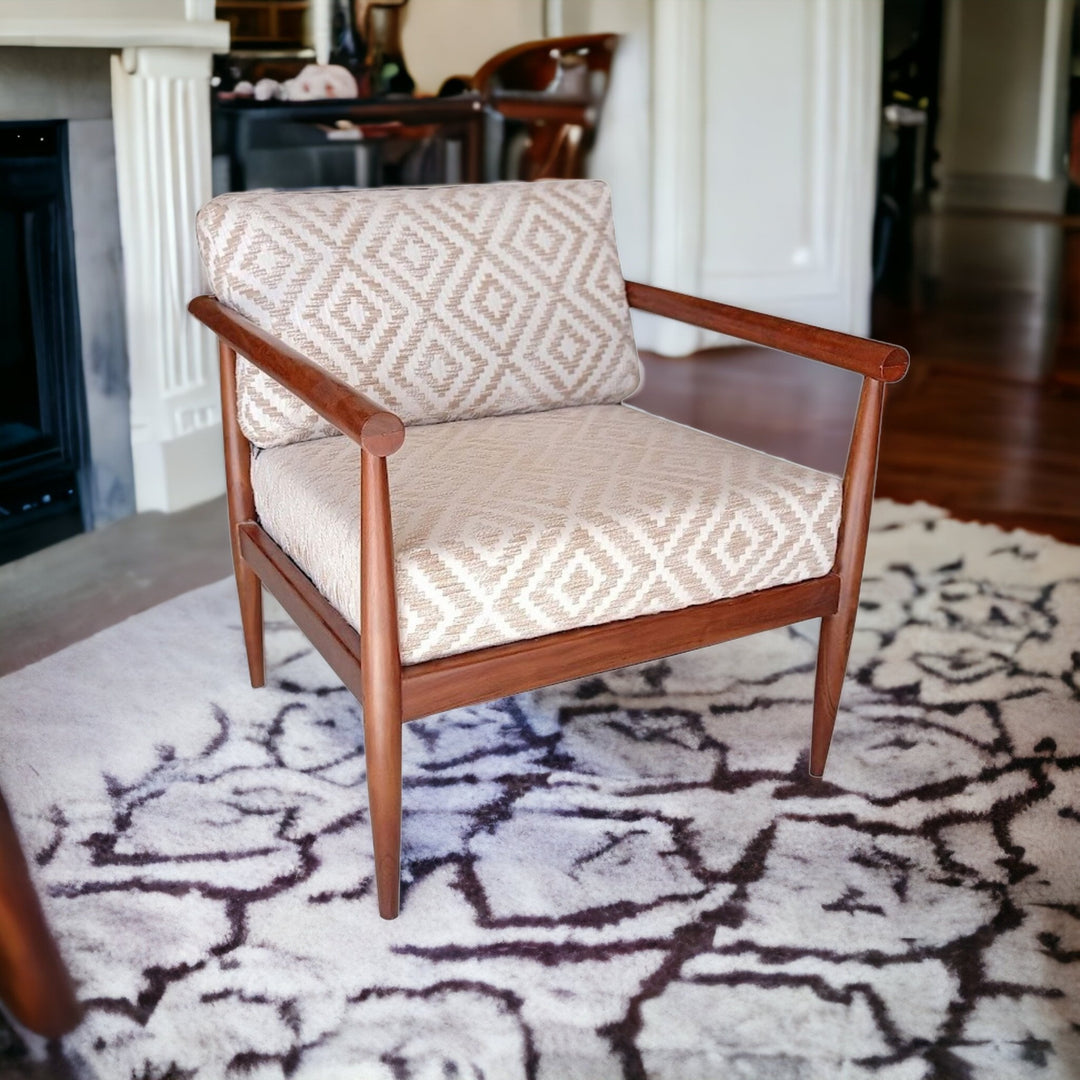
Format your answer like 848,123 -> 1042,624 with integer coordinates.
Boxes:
189,296 -> 405,457
625,280 -> 909,383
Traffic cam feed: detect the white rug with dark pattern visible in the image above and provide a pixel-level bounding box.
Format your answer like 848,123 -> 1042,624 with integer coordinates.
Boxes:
1,500 -> 1078,1080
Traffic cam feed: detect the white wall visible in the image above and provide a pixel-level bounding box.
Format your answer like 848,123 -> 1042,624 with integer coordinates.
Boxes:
559,0 -> 653,285
939,0 -> 1076,212
401,0 -> 543,95
559,0 -> 882,353
943,0 -> 1045,177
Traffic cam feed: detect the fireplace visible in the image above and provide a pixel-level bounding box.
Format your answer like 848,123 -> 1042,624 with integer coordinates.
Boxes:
1,5 -> 229,525
0,120 -> 90,563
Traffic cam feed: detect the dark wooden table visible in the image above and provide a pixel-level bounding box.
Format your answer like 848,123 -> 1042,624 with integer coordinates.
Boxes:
214,93 -> 486,191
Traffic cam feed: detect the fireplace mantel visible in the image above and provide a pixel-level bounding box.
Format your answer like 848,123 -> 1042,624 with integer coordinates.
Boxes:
0,19 -> 228,51
2,2 -> 231,513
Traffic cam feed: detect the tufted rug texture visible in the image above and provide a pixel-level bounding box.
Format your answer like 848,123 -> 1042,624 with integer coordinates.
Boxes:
0,500 -> 1078,1079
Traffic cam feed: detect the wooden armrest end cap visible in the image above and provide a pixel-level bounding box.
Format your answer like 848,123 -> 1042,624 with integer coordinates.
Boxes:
362,412 -> 406,456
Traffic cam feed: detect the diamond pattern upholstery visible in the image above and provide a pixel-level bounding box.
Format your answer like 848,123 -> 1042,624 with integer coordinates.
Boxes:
196,181 -> 642,448
250,405 -> 843,665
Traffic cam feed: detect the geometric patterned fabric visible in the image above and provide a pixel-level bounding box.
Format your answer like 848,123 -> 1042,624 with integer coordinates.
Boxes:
250,404 -> 842,664
196,181 -> 643,448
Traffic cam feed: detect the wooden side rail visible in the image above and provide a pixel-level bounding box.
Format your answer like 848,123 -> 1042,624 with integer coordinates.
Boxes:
238,520 -> 841,726
626,280 -> 910,383
189,296 -> 405,457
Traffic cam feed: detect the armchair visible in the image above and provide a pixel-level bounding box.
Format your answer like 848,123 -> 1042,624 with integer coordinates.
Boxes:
190,180 -> 908,919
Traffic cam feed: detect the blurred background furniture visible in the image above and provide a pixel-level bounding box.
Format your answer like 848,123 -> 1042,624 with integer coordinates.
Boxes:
217,0 -> 311,48
212,0 -> 461,192
213,94 -> 483,192
441,33 -> 618,181
209,0 -> 618,192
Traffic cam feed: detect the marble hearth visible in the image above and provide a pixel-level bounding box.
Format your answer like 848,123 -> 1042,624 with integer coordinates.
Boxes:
0,1 -> 229,515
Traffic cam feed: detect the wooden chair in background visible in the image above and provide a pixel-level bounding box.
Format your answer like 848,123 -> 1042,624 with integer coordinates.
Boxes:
441,34 -> 618,180
189,179 -> 909,919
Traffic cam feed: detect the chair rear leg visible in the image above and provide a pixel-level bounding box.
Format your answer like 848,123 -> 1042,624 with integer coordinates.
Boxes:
236,560 -> 264,688
218,339 -> 265,688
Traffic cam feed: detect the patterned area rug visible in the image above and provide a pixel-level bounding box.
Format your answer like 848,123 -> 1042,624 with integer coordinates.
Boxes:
1,501 -> 1078,1079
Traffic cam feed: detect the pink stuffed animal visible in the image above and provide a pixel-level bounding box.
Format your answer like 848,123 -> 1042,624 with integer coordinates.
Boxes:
283,64 -> 360,101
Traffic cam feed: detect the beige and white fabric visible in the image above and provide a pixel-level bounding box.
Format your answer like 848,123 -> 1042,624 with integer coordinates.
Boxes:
250,404 -> 843,665
196,181 -> 642,448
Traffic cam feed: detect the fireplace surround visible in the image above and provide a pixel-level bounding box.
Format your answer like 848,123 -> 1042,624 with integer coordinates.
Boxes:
0,2 -> 230,519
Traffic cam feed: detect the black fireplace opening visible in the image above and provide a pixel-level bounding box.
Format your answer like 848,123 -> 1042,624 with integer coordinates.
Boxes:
0,121 -> 90,565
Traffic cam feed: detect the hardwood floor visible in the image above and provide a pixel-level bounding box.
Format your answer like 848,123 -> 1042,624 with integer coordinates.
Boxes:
2,207 -> 1078,678
875,366 -> 1080,540
0,496 -> 231,677
634,209 -> 1080,544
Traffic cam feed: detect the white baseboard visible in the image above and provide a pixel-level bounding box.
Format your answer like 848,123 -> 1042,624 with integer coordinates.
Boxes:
132,423 -> 225,514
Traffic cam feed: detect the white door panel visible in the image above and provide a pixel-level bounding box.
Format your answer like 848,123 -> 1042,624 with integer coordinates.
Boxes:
640,0 -> 882,355
702,0 -> 822,280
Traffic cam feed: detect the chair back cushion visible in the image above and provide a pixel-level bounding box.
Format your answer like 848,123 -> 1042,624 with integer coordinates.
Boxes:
196,180 -> 642,448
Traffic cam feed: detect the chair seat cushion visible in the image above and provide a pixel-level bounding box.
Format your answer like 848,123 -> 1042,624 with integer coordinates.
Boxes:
250,404 -> 843,665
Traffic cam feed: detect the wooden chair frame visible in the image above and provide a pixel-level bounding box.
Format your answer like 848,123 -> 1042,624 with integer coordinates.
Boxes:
469,33 -> 618,97
189,283 -> 909,919
0,790 -> 81,1037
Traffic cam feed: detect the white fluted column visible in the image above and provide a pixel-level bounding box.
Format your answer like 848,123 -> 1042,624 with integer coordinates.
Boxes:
111,45 -> 223,512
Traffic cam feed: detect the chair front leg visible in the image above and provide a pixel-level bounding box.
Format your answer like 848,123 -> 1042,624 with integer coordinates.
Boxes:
360,449 -> 404,918
811,376 -> 886,777
812,612 -> 857,776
